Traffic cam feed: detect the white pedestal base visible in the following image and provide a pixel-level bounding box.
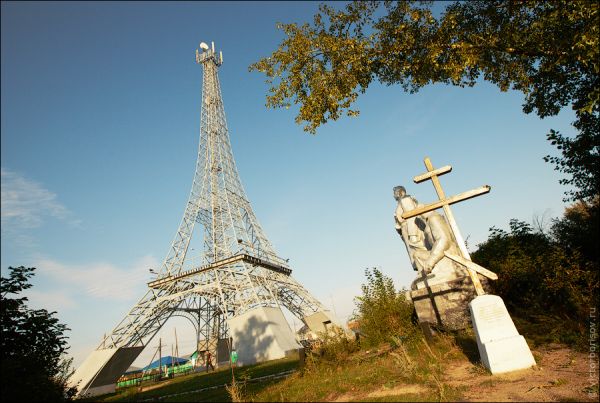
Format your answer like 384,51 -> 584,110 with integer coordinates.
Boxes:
469,295 -> 536,374
227,306 -> 301,366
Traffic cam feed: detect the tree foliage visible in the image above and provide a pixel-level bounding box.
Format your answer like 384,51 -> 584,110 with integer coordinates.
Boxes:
353,268 -> 416,347
250,0 -> 599,201
1,266 -> 76,401
471,198 -> 599,346
545,111 -> 599,201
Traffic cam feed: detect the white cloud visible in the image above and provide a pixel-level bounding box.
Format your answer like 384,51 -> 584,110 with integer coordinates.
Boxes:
1,167 -> 77,231
24,289 -> 77,312
11,255 -> 160,367
35,255 -> 158,302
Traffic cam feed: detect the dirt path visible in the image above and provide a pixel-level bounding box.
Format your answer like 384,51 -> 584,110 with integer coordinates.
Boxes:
443,343 -> 598,402
327,343 -> 597,402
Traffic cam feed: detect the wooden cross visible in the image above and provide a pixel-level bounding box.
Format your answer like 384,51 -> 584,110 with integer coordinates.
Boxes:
401,157 -> 495,296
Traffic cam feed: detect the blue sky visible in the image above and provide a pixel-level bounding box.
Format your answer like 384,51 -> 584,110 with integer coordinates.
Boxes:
1,1 -> 576,367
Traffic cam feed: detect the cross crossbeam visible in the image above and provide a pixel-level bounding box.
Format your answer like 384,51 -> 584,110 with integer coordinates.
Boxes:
401,186 -> 490,219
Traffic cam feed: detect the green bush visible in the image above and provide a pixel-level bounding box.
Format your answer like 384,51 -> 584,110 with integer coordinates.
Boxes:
353,268 -> 418,348
308,327 -> 360,365
471,198 -> 599,348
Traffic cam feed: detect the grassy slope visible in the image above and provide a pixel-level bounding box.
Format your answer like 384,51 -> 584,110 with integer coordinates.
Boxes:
248,335 -> 467,402
248,332 -> 597,402
84,334 -> 472,402
83,330 -> 597,402
85,358 -> 298,402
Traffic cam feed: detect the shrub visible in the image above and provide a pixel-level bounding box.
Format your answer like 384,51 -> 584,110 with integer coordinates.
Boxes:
308,327 -> 360,364
353,268 -> 418,348
471,199 -> 599,348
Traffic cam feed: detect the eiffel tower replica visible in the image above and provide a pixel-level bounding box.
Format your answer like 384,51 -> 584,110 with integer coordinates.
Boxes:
70,41 -> 336,396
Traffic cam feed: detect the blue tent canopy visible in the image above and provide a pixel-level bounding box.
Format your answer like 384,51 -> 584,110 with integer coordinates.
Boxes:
143,356 -> 188,370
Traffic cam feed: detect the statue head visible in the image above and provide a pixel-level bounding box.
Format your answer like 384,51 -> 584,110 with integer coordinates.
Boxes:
395,189 -> 418,225
393,186 -> 406,201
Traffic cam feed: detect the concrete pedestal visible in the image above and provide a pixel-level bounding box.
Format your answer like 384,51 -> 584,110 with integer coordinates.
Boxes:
304,310 -> 337,335
469,295 -> 536,374
227,306 -> 301,366
69,346 -> 144,397
408,275 -> 488,330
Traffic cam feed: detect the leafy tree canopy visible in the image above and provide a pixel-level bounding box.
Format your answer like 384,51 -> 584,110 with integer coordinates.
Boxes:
251,0 -> 599,201
1,266 -> 76,401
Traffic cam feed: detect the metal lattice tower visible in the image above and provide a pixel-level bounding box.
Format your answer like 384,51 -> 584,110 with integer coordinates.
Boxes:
71,42 -> 332,396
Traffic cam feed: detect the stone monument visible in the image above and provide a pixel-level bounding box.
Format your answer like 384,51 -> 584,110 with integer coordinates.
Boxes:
395,157 -> 536,374
469,295 -> 536,374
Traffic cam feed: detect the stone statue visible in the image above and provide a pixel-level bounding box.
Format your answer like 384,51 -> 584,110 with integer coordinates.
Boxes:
393,186 -> 463,287
392,159 -> 495,333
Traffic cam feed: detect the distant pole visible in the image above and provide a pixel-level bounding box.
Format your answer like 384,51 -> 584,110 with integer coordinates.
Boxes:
196,309 -> 201,356
330,294 -> 338,320
175,327 -> 180,371
174,327 -> 180,359
158,337 -> 162,380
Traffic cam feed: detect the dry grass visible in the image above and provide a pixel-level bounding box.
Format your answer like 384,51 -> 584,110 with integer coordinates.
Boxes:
247,334 -> 465,402
225,377 -> 246,402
